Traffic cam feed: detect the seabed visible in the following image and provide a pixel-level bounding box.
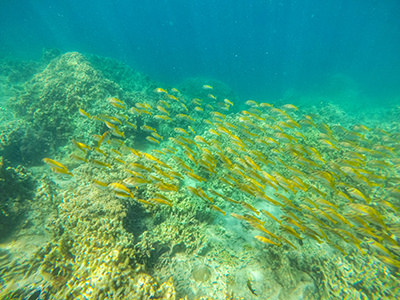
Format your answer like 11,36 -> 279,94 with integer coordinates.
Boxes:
0,51 -> 399,299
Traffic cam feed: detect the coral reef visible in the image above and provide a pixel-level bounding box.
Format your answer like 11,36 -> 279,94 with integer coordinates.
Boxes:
1,51 -> 399,299
0,156 -> 35,238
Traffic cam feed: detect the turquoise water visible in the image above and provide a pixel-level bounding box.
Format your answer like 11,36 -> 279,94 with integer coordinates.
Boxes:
0,1 -> 400,300
1,1 -> 400,102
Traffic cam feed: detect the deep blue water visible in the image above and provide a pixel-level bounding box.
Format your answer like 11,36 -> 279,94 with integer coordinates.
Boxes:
1,0 -> 399,103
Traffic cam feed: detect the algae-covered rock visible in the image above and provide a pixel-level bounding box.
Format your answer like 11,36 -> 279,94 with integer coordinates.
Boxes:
0,118 -> 51,165
0,156 -> 35,239
10,52 -> 123,144
5,51 -> 162,165
0,58 -> 41,84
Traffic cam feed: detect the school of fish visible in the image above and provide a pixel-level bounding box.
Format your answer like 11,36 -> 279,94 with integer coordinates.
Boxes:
44,85 -> 400,271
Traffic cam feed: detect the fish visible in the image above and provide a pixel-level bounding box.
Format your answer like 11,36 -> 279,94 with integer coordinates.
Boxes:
149,198 -> 173,206
154,87 -> 168,94
50,166 -> 73,176
155,182 -> 179,192
70,154 -> 88,163
108,182 -> 133,197
90,159 -> 111,168
202,84 -> 213,90
79,108 -> 91,119
174,127 -> 189,136
282,104 -> 299,111
246,276 -> 257,296
259,102 -> 273,107
254,235 -> 281,246
176,113 -> 195,122
97,131 -> 111,147
168,94 -> 179,102
142,125 -> 157,133
110,128 -> 125,138
188,126 -> 196,134
245,100 -> 258,107
154,115 -> 172,121
93,179 -> 108,189
224,98 -> 234,106
72,140 -> 91,153
185,171 -> 207,182
156,105 -> 170,115
210,205 -> 226,216
108,97 -> 126,109
43,158 -> 69,170
146,136 -> 160,144
114,157 -> 126,165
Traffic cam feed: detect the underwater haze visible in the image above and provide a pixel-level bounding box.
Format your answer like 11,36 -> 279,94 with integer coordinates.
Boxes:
2,1 -> 400,300
1,0 -> 400,103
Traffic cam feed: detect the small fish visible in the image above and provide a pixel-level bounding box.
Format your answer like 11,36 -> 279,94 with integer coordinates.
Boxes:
93,147 -> 108,157
114,157 -> 126,165
210,205 -> 226,216
128,162 -> 150,172
149,198 -> 173,207
43,158 -> 69,170
126,121 -> 137,129
224,98 -> 234,106
282,104 -> 299,111
254,235 -> 280,247
91,159 -> 111,168
188,126 -> 196,134
210,111 -> 226,118
146,136 -> 160,144
156,105 -> 170,115
208,129 -> 220,136
151,132 -> 164,140
143,125 -> 157,133
51,166 -> 73,176
70,154 -> 88,163
155,87 -> 168,94
105,121 -> 118,130
97,131 -> 111,147
154,115 -> 172,121
259,102 -> 273,107
109,97 -> 124,105
181,103 -> 189,111
202,84 -> 213,90
108,182 -> 133,197
245,100 -> 258,107
93,179 -> 108,189
167,94 -> 179,101
123,177 -> 151,188
136,198 -> 154,206
156,182 -> 179,192
185,171 -> 207,182
110,128 -> 125,138
246,276 -> 257,296
72,140 -> 91,153
79,108 -> 91,119
108,97 -> 126,109
174,127 -> 189,136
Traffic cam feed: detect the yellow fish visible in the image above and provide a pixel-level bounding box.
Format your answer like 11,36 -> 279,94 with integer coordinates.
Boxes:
108,182 -> 133,197
79,108 -> 91,119
254,235 -> 281,246
43,158 -> 68,170
155,87 -> 168,94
